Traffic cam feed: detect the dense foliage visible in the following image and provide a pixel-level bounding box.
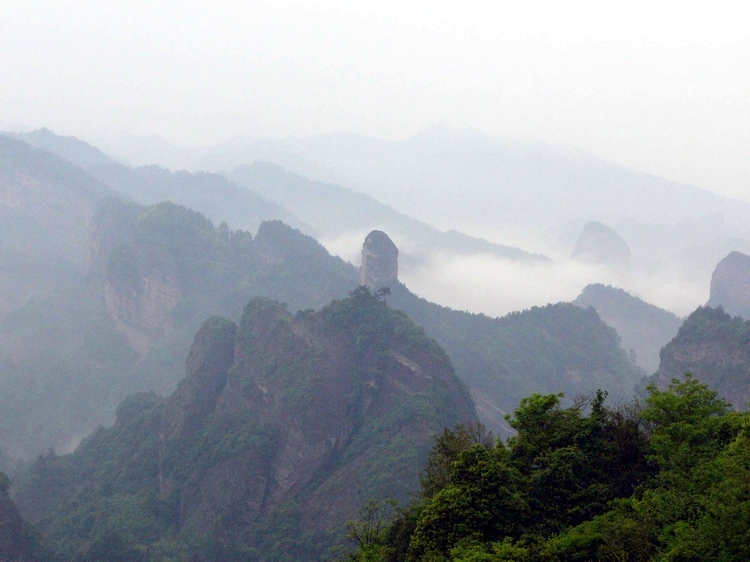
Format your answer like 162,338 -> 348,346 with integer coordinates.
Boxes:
653,306 -> 750,410
344,375 -> 750,561
390,283 -> 645,427
97,201 -> 358,320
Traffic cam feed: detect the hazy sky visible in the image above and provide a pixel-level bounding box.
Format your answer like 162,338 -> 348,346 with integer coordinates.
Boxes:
2,1 -> 749,199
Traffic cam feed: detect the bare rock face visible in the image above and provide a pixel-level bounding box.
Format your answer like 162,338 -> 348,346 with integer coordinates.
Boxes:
359,230 -> 398,288
157,293 -> 476,548
572,221 -> 630,270
160,317 -> 236,443
707,251 -> 750,319
159,317 -> 236,499
103,244 -> 182,354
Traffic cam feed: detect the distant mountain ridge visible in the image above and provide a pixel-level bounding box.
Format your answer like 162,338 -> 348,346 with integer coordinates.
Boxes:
12,128 -> 550,267
573,284 -> 682,374
0,135 -> 112,263
190,125 -> 750,235
8,128 -> 297,234
226,161 -> 547,263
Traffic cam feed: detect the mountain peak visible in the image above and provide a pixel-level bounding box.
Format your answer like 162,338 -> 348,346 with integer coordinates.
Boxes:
707,251 -> 750,318
572,221 -> 631,269
359,230 -> 399,289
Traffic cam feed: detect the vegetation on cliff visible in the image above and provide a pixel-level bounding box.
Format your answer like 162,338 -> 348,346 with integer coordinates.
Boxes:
344,375 -> 750,561
654,305 -> 750,410
0,198 -> 358,459
390,283 -> 645,430
0,471 -> 54,562
13,289 -> 475,561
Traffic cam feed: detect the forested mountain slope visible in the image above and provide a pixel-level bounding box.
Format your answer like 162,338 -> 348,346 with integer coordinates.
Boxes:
654,305 -> 750,410
14,290 -> 476,560
391,283 -> 645,429
0,130 -> 647,460
0,193 -> 643,458
0,198 -> 357,459
0,472 -> 52,562
573,284 -> 682,374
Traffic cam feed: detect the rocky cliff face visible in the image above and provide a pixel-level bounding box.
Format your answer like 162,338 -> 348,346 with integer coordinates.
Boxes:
89,201 -> 359,355
156,291 -> 476,554
359,230 -> 399,288
103,244 -> 183,354
655,306 -> 750,410
572,221 -> 630,270
160,317 -> 237,444
14,291 -> 476,559
707,251 -> 750,319
88,199 -> 186,353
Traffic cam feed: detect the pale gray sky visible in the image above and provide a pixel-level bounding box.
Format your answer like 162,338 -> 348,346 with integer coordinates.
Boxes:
2,1 -> 749,199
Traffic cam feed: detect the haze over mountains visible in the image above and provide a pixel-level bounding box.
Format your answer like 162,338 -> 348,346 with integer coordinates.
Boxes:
0,130 -> 645,457
81,125 -> 750,314
4,122 -> 750,558
4,4 -> 750,557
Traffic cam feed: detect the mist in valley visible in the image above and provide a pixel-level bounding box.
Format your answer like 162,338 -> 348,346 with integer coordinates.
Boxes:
3,2 -> 750,560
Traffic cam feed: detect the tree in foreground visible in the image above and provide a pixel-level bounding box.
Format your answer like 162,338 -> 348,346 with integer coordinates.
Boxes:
345,375 -> 750,561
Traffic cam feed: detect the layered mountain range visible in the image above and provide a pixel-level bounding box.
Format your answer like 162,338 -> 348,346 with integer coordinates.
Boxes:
5,125 -> 750,559
0,132 -> 647,456
572,283 -> 682,374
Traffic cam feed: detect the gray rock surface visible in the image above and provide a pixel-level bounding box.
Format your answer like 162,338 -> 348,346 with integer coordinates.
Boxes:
359,230 -> 398,288
707,251 -> 750,318
572,221 -> 630,269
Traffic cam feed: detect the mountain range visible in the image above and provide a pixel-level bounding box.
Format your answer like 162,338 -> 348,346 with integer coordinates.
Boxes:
4,124 -> 750,560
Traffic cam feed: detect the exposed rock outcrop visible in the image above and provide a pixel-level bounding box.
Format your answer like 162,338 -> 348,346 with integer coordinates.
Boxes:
160,317 -> 236,444
103,244 -> 182,354
572,221 -> 630,269
156,292 -> 476,550
89,201 -> 360,355
359,230 -> 398,288
707,251 -> 750,319
655,306 -> 750,410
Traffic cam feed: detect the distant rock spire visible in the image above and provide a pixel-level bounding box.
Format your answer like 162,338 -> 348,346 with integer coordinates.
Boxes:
359,230 -> 398,288
707,251 -> 750,318
572,221 -> 630,270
